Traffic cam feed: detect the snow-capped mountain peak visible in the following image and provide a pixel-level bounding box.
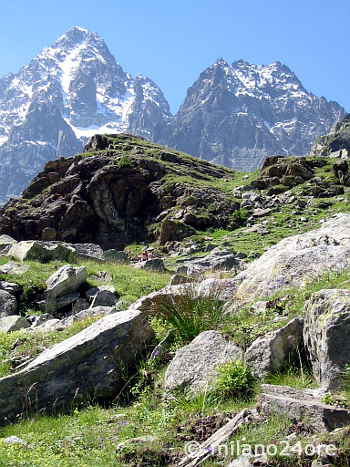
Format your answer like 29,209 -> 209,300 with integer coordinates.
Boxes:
0,27 -> 171,202
166,58 -> 345,170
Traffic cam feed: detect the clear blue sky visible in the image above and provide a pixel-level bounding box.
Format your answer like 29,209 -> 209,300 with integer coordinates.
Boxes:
1,0 -> 348,113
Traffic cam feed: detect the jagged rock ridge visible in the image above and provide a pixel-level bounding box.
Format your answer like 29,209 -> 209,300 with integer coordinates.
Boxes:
162,59 -> 345,170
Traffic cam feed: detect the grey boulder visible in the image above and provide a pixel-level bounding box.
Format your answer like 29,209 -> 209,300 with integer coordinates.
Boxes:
135,258 -> 166,272
245,318 -> 304,378
86,286 -> 118,307
70,243 -> 104,261
164,330 -> 243,394
233,214 -> 350,301
0,262 -> 29,275
0,290 -> 17,318
0,309 -> 153,424
304,289 -> 350,390
259,384 -> 350,432
8,241 -> 76,263
0,235 -> 17,255
0,315 -> 30,333
45,265 -> 87,313
187,249 -> 243,275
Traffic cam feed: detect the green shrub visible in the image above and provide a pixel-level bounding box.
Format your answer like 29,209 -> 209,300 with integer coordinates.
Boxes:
229,208 -> 249,228
210,360 -> 255,401
117,155 -> 133,168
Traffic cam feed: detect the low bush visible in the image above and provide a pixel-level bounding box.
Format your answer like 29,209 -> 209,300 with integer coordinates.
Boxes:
210,360 -> 255,401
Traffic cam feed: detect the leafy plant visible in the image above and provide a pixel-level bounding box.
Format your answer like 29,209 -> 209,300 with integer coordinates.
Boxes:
210,360 -> 255,401
229,208 -> 249,228
322,392 -> 336,406
117,155 -> 133,168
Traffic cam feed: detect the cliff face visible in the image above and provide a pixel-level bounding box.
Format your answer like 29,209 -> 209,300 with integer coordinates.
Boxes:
311,113 -> 350,156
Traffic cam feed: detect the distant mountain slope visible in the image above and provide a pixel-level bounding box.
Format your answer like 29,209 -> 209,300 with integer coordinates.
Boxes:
161,59 -> 345,170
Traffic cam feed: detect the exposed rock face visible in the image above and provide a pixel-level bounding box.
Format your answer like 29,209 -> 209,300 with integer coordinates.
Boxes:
0,135 -> 240,249
8,241 -> 76,263
245,318 -> 304,378
0,315 -> 30,332
0,290 -> 17,318
164,330 -> 243,394
259,384 -> 350,432
232,214 -> 350,302
0,310 -> 153,424
304,289 -> 350,390
311,114 -> 350,157
162,59 -> 344,171
0,27 -> 170,203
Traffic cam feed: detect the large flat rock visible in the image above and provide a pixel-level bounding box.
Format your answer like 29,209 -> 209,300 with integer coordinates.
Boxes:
259,384 -> 350,432
234,214 -> 350,301
0,310 -> 153,425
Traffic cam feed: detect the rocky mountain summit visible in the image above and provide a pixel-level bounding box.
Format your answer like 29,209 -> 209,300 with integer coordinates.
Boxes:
0,26 -> 345,202
164,59 -> 345,170
0,27 -> 170,202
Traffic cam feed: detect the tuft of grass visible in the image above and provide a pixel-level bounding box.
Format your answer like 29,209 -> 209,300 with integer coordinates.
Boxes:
265,365 -> 316,390
152,284 -> 224,343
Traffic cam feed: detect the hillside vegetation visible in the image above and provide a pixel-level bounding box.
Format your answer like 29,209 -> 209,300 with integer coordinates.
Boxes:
1,123 -> 350,466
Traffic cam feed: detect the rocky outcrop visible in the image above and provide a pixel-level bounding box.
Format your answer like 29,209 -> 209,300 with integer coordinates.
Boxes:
312,114 -> 350,157
232,214 -> 350,302
304,289 -> 350,390
0,309 -> 153,424
0,135 -> 241,249
164,330 -> 243,394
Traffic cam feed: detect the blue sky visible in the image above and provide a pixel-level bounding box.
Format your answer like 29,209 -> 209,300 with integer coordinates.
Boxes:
1,0 -> 349,113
